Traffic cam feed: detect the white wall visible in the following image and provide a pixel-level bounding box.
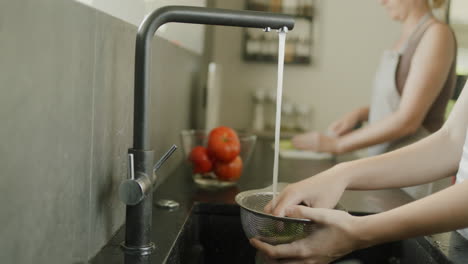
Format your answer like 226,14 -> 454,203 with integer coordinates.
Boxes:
212,0 -> 399,131
450,0 -> 468,74
75,0 -> 207,54
450,0 -> 468,25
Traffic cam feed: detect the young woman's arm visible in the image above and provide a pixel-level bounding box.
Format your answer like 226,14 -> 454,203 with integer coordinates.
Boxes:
361,179 -> 468,245
345,72 -> 467,190
327,106 -> 369,137
268,80 -> 468,217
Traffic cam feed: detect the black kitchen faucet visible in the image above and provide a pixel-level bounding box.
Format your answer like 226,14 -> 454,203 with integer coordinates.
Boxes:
118,5 -> 294,264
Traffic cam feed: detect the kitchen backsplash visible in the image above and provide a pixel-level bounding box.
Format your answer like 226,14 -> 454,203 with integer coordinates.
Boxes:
0,0 -> 202,263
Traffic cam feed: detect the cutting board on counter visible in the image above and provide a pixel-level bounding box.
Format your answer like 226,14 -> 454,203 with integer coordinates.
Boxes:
274,140 -> 334,160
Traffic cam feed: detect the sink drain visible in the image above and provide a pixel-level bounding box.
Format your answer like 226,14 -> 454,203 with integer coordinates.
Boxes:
155,199 -> 180,210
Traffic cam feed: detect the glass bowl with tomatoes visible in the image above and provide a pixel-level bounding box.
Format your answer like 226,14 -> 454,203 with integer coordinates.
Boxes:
180,127 -> 257,188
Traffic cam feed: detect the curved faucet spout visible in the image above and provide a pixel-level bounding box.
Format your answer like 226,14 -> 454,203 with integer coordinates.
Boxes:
133,5 -> 295,149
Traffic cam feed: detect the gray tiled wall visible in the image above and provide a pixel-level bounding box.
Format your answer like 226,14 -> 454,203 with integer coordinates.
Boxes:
0,0 -> 202,263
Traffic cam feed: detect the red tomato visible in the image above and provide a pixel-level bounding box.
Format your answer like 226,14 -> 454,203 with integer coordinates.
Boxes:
207,126 -> 240,162
214,156 -> 243,181
189,146 -> 212,173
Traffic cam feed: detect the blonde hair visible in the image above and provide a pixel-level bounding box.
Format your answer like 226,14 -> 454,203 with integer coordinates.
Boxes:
431,0 -> 446,9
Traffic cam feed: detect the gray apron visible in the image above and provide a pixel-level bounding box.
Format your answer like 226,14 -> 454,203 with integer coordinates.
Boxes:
367,14 -> 434,199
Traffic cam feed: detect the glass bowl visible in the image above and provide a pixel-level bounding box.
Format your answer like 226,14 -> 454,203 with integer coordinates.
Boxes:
180,129 -> 257,188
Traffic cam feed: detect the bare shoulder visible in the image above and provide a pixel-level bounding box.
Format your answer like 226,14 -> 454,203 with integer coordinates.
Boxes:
422,21 -> 455,47
414,20 -> 456,63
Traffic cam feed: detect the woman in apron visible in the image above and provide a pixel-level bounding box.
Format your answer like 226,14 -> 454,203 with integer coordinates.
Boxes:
250,80 -> 468,264
292,0 -> 457,199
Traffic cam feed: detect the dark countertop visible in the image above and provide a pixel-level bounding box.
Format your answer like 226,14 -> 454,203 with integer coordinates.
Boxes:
91,139 -> 468,263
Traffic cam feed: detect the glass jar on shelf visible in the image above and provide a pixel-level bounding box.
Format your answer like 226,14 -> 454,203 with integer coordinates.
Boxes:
284,37 -> 296,63
303,0 -> 314,17
250,0 -> 269,11
281,0 -> 298,15
294,104 -> 312,132
297,35 -> 311,62
281,102 -> 295,132
251,89 -> 266,132
264,90 -> 277,131
269,0 -> 282,12
265,33 -> 278,60
246,28 -> 262,59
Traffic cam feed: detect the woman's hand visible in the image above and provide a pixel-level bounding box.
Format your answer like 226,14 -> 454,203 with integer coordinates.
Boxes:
291,132 -> 339,154
291,108 -> 368,153
265,168 -> 349,217
251,206 -> 365,264
328,109 -> 365,137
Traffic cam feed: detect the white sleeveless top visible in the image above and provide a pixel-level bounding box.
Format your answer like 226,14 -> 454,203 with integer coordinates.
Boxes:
455,129 -> 468,239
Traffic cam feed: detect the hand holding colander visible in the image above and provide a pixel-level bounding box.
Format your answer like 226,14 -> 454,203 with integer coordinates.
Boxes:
248,202 -> 358,264
235,183 -> 345,245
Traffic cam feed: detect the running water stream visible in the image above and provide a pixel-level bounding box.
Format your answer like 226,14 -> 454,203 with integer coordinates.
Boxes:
272,27 -> 287,208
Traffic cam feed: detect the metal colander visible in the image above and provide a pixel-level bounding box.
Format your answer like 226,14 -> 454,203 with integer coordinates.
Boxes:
235,183 -> 317,245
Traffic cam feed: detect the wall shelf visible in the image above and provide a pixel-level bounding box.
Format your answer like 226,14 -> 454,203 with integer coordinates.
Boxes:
243,0 -> 316,65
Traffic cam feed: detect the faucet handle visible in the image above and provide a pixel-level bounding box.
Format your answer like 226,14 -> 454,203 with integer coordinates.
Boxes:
120,146 -> 177,206
153,144 -> 177,174
151,145 -> 177,187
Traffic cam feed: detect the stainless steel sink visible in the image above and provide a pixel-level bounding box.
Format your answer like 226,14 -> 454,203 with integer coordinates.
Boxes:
166,203 -> 447,264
